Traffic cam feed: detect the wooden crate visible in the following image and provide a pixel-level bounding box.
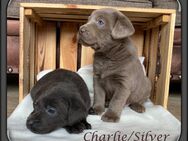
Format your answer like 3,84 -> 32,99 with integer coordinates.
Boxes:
19,3 -> 176,108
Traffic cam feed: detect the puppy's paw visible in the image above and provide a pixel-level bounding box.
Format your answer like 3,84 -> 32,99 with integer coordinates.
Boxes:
101,109 -> 120,122
81,119 -> 92,129
88,107 -> 96,115
65,123 -> 85,134
129,103 -> 145,113
88,106 -> 104,115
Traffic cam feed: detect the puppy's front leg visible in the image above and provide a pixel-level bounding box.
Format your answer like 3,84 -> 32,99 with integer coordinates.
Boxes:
65,119 -> 91,134
90,75 -> 105,115
101,88 -> 130,122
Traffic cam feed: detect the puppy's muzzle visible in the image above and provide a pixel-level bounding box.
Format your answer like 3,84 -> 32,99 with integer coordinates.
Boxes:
79,25 -> 89,36
26,118 -> 41,133
26,111 -> 41,131
27,119 -> 40,128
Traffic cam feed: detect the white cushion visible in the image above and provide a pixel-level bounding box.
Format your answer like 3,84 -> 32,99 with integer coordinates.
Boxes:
7,59 -> 181,141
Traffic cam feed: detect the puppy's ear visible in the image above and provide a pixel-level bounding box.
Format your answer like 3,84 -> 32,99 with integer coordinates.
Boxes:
111,12 -> 135,39
67,96 -> 87,125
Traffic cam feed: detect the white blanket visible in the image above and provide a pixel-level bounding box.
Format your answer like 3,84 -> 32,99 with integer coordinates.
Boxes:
7,64 -> 181,141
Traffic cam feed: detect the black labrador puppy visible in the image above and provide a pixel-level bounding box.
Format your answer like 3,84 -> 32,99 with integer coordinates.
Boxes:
26,69 -> 91,134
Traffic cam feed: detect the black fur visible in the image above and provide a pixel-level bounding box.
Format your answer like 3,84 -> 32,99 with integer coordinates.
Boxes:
26,69 -> 91,134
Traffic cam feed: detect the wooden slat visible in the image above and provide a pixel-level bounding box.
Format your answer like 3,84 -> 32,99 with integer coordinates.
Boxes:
60,22 -> 78,71
18,3 -> 176,108
129,17 -> 152,22
143,29 -> 151,75
24,9 -> 43,26
35,22 -> 56,74
20,3 -> 176,21
34,8 -> 92,16
133,22 -> 150,26
19,7 -> 31,102
33,7 -> 162,18
34,9 -> 161,19
20,3 -> 176,14
44,18 -> 147,27
29,21 -> 36,90
130,29 -> 144,56
147,27 -> 160,102
155,13 -> 176,108
43,18 -> 86,23
145,15 -> 170,30
39,13 -> 152,22
40,13 -> 88,20
81,46 -> 94,67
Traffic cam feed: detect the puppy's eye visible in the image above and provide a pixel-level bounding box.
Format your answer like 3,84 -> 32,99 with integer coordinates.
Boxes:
33,102 -> 38,108
97,18 -> 105,26
45,106 -> 57,116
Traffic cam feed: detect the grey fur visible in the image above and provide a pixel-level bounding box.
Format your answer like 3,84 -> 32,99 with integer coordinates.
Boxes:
78,8 -> 151,122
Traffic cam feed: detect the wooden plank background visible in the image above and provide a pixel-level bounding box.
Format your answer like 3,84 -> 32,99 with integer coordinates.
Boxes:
60,22 -> 79,71
19,7 -> 30,102
35,22 -> 56,74
130,29 -> 144,57
155,13 -> 176,108
19,4 -> 176,107
81,46 -> 94,67
147,27 -> 160,102
29,22 -> 36,90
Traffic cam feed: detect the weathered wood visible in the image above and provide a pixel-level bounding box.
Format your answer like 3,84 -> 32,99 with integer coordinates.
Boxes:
19,7 -> 30,102
40,13 -> 88,20
34,9 -> 161,19
155,13 -> 176,108
34,9 -> 161,20
39,13 -> 152,22
43,18 -> 86,23
20,3 -> 176,24
20,3 -> 175,14
29,22 -> 35,90
35,22 -> 56,74
24,9 -> 43,26
144,15 -> 170,30
143,29 -> 151,75
147,27 -> 160,102
60,22 -> 78,71
18,3 -> 176,108
130,29 -> 144,57
44,18 -> 148,27
81,46 -> 94,67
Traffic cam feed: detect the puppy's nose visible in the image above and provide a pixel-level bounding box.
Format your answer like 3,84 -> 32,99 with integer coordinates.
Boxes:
27,120 -> 34,127
79,26 -> 87,34
27,120 -> 40,127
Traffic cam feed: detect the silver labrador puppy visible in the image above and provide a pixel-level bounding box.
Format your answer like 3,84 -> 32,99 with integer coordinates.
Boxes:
78,8 -> 151,122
